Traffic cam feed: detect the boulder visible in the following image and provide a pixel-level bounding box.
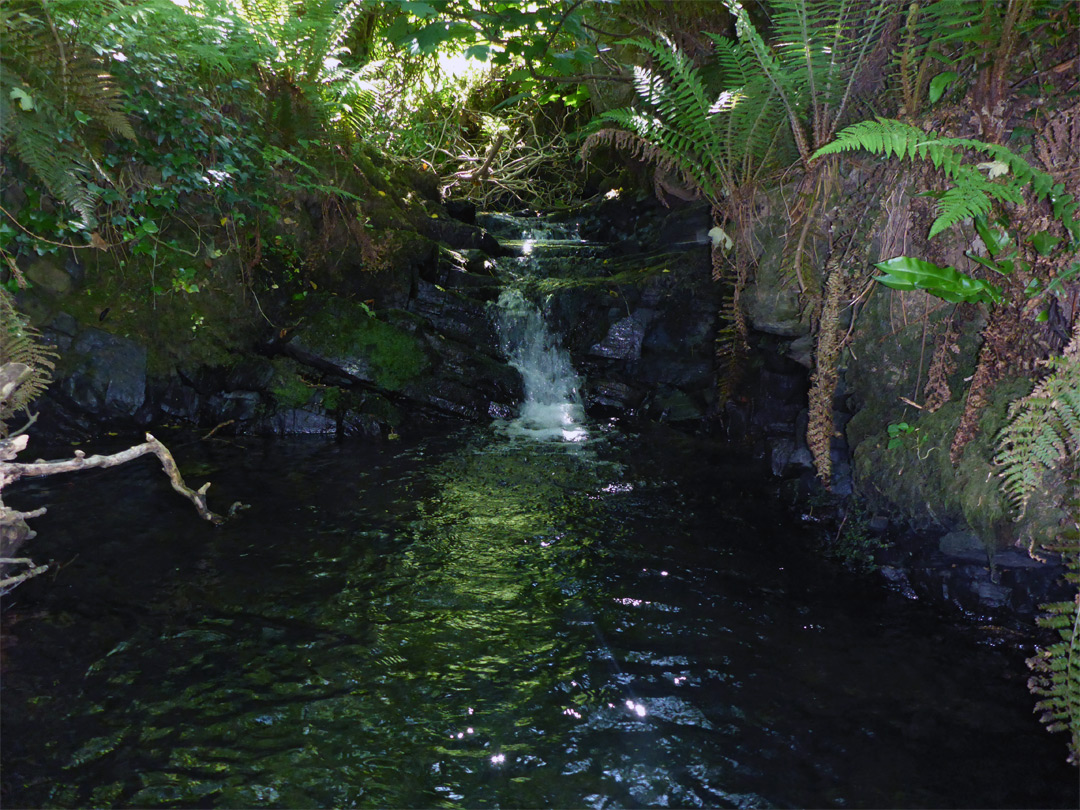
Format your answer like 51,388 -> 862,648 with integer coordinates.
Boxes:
57,328 -> 147,420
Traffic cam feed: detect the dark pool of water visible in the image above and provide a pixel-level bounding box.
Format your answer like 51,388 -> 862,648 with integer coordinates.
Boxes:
2,425 -> 1077,808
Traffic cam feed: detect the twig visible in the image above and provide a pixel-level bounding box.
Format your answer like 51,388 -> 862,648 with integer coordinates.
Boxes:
0,559 -> 51,593
201,420 -> 235,441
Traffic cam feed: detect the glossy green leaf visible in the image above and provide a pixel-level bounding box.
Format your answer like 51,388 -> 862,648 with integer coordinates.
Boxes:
973,215 -> 1012,257
874,256 -> 1003,305
928,70 -> 959,103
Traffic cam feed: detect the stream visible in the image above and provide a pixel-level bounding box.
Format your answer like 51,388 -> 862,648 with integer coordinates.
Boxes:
1,221 -> 1077,809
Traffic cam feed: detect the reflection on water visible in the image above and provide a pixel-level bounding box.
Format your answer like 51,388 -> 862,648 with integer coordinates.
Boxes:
1,427 -> 1077,809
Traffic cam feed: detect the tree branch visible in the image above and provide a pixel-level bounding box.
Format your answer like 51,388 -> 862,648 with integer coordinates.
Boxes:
1,432 -> 226,525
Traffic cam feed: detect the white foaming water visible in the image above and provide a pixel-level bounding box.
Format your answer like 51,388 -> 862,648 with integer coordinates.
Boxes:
496,287 -> 588,442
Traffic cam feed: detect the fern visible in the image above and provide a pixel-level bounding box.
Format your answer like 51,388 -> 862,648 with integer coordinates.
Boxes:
0,289 -> 57,436
725,0 -> 899,163
814,117 -> 1080,240
996,325 -> 1080,517
0,0 -> 134,224
582,33 -> 790,207
1026,504 -> 1080,767
232,0 -> 375,142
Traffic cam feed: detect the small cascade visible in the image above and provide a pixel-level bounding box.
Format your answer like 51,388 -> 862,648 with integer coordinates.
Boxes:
495,287 -> 587,442
484,214 -> 592,441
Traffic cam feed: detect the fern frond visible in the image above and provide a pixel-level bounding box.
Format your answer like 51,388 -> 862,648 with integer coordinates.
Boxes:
997,349 -> 1080,517
0,288 -> 57,435
815,117 -> 1077,241
0,0 -> 132,222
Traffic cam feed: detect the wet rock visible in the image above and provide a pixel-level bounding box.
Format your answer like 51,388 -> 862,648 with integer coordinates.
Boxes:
421,216 -> 503,255
281,294 -> 520,426
206,390 -> 262,423
444,198 -> 477,224
939,531 -> 987,561
263,406 -> 338,435
649,388 -> 706,423
225,356 -> 276,392
43,311 -> 80,353
584,379 -> 644,413
787,334 -> 815,368
589,314 -> 646,360
408,279 -> 500,346
156,377 -> 201,422
57,328 -> 147,420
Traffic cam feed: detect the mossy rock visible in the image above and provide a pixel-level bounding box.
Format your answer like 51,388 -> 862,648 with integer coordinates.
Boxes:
290,296 -> 431,392
269,357 -> 317,409
850,374 -> 1061,552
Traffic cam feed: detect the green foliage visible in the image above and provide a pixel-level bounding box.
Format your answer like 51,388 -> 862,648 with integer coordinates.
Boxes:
826,499 -> 889,572
812,117 -> 1080,241
874,255 -> 1004,305
271,364 -> 317,409
583,32 -> 790,205
725,0 -> 898,162
996,339 -> 1080,518
996,329 -> 1080,764
1026,512 -> 1080,767
0,0 -> 135,225
0,288 -> 57,435
897,0 -> 1061,115
231,0 -> 377,142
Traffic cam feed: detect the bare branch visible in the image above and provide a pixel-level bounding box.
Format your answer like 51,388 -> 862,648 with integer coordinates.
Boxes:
1,432 -> 225,525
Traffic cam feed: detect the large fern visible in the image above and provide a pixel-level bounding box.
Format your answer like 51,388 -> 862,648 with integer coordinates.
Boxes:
995,324 -> 1080,765
233,0 -> 373,140
996,323 -> 1080,517
725,0 -> 900,164
0,289 -> 56,437
582,33 -> 790,207
581,33 -> 792,396
1026,516 -> 1080,767
0,0 -> 135,225
814,117 -> 1080,240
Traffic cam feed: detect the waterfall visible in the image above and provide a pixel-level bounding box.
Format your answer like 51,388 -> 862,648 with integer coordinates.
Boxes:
495,287 -> 588,442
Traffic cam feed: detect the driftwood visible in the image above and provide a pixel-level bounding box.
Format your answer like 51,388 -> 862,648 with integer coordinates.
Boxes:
0,432 -> 231,595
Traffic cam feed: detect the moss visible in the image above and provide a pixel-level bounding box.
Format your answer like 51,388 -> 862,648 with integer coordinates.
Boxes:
303,297 -> 430,391
356,391 -> 401,426
55,235 -> 257,377
850,374 -> 1060,552
954,376 -> 1033,547
321,385 -> 342,412
852,400 -> 964,531
270,358 -> 316,409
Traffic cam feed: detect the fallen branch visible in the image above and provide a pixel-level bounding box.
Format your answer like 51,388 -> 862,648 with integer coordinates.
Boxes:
1,432 -> 237,595
1,432 -> 225,525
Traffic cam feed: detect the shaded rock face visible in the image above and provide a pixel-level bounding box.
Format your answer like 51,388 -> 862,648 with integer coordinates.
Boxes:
29,198 -> 723,442
37,327 -> 149,435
